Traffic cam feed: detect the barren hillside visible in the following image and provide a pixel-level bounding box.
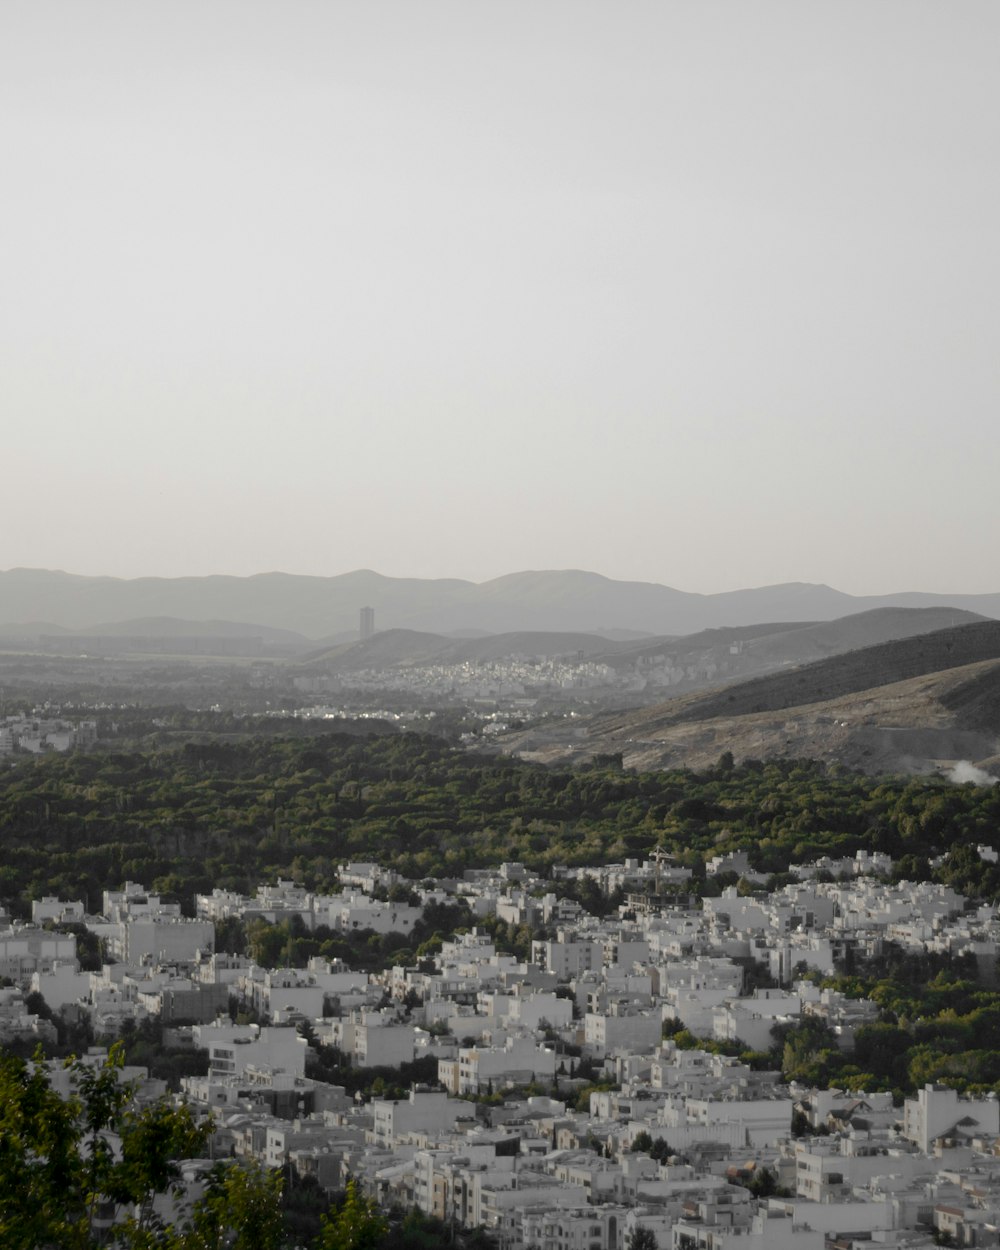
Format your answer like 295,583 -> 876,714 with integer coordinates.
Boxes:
501,621 -> 1000,777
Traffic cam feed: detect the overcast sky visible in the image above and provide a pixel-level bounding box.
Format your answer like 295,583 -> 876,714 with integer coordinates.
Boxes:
3,2 -> 998,595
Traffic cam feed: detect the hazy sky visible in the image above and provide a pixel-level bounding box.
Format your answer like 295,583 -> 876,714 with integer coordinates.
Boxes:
3,2 -> 998,595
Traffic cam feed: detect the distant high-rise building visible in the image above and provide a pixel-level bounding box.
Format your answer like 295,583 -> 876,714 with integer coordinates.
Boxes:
360,606 -> 375,641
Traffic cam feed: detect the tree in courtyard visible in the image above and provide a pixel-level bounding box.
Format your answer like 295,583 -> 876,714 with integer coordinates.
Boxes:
627,1225 -> 659,1250
182,1159 -> 285,1250
319,1178 -> 389,1250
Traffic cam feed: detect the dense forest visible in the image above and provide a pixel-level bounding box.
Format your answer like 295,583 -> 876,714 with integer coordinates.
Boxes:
1,730 -> 1000,914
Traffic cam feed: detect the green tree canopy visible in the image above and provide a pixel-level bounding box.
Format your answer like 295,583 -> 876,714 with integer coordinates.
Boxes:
319,1179 -> 389,1250
0,1044 -> 283,1250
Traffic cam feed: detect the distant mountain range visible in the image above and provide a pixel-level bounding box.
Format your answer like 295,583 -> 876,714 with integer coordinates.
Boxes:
2,567 -> 1000,640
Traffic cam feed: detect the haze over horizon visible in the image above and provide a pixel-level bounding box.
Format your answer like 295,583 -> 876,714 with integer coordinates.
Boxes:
4,2 -> 998,597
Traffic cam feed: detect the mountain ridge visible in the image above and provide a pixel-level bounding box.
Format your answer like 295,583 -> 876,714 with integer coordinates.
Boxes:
3,567 -> 1000,640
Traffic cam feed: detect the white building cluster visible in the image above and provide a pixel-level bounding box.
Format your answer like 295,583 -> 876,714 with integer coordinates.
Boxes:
196,874 -> 423,937
0,713 -> 97,755
10,849 -> 1000,1250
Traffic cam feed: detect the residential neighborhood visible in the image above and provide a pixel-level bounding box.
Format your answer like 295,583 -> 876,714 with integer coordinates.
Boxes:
5,849 -> 1000,1249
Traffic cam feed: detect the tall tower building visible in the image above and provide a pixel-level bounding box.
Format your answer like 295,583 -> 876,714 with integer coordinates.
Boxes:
360,606 -> 375,641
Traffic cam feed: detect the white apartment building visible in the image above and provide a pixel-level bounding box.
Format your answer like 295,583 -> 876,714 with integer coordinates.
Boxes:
118,917 -> 215,965
586,1007 -> 662,1059
903,1084 -> 1000,1153
371,1089 -> 467,1149
445,1036 -> 558,1095
352,1009 -> 416,1068
0,926 -> 77,982
195,1022 -> 308,1080
103,883 -> 181,922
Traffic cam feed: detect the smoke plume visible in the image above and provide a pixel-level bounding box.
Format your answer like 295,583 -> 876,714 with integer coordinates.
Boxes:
947,760 -> 998,786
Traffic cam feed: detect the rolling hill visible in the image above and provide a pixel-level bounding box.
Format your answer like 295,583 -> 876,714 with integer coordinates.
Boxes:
297,628 -> 626,672
296,608 -> 986,703
504,619 -> 1000,776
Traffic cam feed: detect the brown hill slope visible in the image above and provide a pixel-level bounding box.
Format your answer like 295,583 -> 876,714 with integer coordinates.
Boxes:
588,607 -> 983,696
502,621 -> 1000,776
622,619 -> 1000,731
509,658 -> 1000,777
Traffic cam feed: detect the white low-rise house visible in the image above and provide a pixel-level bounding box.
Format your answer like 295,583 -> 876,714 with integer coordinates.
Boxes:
339,863 -> 401,894
255,879 -> 311,911
315,1015 -> 355,1054
712,987 -> 812,1051
648,1042 -> 780,1100
707,850 -> 765,880
88,971 -> 151,1034
181,1069 -> 351,1121
658,956 -> 744,997
802,987 -> 880,1048
763,1197 -> 895,1237
829,882 -> 964,933
31,896 -> 85,925
315,891 -> 422,936
495,889 -> 544,928
43,1048 -> 167,1104
193,951 -> 253,986
767,935 -> 849,982
601,936 -> 652,968
413,1143 -> 522,1223
584,970 -> 655,1016
681,1095 -> 793,1147
803,1087 -> 897,1132
195,888 -> 250,921
481,987 -> 573,1032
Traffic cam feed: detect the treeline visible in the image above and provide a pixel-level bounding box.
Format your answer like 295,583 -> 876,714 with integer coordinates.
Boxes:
2,732 -> 1000,913
780,947 -> 1000,1097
